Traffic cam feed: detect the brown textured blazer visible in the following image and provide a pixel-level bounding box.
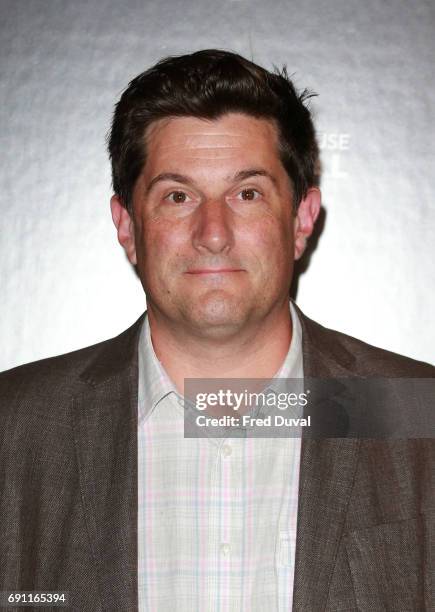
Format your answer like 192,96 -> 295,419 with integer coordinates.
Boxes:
0,304 -> 434,611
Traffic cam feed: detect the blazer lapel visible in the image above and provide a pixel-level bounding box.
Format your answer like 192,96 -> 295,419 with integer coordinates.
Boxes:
292,304 -> 361,611
71,315 -> 144,612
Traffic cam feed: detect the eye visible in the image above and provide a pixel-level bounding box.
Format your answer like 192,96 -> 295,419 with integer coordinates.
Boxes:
165,191 -> 191,204
237,188 -> 261,201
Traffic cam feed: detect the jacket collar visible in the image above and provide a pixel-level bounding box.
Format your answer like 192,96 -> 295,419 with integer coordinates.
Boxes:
79,313 -> 145,388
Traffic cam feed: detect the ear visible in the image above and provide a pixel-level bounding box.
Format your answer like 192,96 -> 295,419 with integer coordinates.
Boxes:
110,195 -> 137,265
293,187 -> 321,260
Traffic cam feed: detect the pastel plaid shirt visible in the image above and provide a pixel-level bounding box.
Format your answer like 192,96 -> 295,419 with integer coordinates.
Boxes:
137,302 -> 303,611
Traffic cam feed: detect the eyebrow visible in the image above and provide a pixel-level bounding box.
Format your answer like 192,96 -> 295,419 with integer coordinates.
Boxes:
145,168 -> 279,195
231,168 -> 279,187
145,173 -> 194,195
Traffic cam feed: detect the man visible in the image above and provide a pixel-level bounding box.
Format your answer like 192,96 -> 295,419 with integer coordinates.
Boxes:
0,50 -> 433,611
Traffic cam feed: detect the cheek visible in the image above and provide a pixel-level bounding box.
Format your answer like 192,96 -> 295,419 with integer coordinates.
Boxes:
139,219 -> 189,270
240,217 -> 294,265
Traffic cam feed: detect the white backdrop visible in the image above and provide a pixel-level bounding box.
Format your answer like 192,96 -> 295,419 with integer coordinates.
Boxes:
1,0 -> 434,370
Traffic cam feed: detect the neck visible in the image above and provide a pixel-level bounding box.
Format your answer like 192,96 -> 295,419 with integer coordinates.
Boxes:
146,301 -> 293,394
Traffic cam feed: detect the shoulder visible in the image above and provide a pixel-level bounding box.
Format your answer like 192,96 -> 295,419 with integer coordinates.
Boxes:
1,340 -> 102,394
294,304 -> 434,378
0,314 -> 145,414
0,315 -> 143,476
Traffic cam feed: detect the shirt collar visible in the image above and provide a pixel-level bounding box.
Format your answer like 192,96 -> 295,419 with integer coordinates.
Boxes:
138,300 -> 304,424
137,313 -> 176,424
274,300 -> 303,378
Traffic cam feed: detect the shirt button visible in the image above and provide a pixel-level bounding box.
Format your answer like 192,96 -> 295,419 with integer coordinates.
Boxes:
220,543 -> 231,556
221,444 -> 232,457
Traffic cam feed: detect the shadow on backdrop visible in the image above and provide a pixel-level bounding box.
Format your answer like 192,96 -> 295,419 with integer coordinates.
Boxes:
290,205 -> 327,301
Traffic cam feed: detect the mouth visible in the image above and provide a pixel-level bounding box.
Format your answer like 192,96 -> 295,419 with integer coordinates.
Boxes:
185,268 -> 245,275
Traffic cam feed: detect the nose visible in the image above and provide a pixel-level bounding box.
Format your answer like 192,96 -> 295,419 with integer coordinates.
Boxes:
191,198 -> 234,254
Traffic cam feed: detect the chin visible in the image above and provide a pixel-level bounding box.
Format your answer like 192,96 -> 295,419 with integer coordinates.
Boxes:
184,292 -> 250,336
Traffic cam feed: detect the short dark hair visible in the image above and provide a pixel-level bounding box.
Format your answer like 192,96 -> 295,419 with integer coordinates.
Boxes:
108,49 -> 318,213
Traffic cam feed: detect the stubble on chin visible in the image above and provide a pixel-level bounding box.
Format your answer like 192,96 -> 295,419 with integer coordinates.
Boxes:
178,290 -> 254,337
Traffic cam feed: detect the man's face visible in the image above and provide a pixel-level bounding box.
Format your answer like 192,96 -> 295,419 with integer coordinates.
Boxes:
112,113 -> 319,337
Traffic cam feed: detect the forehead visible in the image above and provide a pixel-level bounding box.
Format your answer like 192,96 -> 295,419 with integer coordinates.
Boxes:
143,113 -> 281,168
